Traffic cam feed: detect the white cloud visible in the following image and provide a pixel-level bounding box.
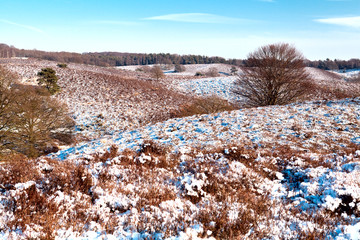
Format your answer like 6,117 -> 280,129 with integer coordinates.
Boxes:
90,20 -> 139,26
0,19 -> 44,33
144,13 -> 247,24
258,0 -> 275,2
315,16 -> 360,28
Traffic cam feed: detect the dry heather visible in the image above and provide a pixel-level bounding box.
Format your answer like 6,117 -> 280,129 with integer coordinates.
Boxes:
306,67 -> 360,100
1,135 -> 358,239
1,97 -> 360,239
1,58 -> 360,239
1,58 -> 192,138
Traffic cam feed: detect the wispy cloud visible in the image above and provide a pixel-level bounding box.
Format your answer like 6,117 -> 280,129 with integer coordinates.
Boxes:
315,16 -> 360,28
89,20 -> 139,26
258,0 -> 275,2
144,13 -> 249,24
0,19 -> 44,33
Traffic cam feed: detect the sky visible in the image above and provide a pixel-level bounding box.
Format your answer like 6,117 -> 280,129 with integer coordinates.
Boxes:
0,0 -> 359,60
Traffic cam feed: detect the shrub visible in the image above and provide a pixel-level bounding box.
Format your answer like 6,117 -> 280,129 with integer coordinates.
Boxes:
6,184 -> 58,239
230,66 -> 238,75
0,155 -> 37,185
57,63 -> 68,68
195,72 -> 204,76
150,65 -> 165,80
139,65 -> 151,73
174,64 -> 186,73
93,145 -> 119,163
205,67 -> 219,77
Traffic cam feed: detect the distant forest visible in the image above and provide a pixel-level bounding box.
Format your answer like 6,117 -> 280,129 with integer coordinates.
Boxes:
0,43 -> 359,71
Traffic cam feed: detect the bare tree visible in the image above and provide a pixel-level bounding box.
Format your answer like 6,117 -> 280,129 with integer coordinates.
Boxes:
11,87 -> 74,157
233,43 -> 312,107
0,66 -> 17,149
150,65 -> 165,80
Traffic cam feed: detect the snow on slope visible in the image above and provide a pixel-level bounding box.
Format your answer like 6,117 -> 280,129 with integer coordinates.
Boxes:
12,97 -> 354,239
1,59 -> 360,239
52,97 -> 360,162
4,59 -> 358,138
165,67 -> 360,104
117,63 -> 234,77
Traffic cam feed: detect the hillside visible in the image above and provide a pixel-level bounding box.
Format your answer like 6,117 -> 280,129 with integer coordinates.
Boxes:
2,58 -> 193,138
4,58 -> 359,138
0,58 -> 360,239
1,98 -> 360,239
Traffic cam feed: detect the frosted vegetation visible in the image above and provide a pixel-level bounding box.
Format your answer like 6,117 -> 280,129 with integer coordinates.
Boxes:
0,56 -> 360,239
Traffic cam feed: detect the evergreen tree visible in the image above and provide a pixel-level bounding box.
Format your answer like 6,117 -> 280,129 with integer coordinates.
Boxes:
37,68 -> 61,95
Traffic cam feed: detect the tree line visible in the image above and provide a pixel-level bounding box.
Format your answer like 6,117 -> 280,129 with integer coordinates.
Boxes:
0,43 -> 242,67
306,58 -> 360,71
0,43 -> 359,70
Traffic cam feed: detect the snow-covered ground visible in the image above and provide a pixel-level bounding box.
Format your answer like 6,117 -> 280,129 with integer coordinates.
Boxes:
117,63 -> 235,77
173,76 -> 241,103
4,59 -> 358,138
337,69 -> 360,79
2,97 -> 359,239
1,59 -> 360,239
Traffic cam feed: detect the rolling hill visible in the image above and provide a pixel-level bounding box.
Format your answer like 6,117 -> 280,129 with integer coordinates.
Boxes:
0,58 -> 360,239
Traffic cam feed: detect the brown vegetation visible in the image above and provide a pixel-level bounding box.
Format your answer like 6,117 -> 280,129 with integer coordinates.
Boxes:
0,65 -> 74,158
0,66 -> 17,148
150,65 -> 165,80
205,67 -> 220,77
234,43 -> 313,107
172,95 -> 237,118
174,64 -> 186,73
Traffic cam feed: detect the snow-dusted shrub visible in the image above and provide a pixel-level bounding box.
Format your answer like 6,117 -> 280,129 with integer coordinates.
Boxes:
138,65 -> 151,72
117,140 -> 179,170
5,183 -> 58,239
93,145 -> 119,163
205,67 -> 220,77
0,157 -> 97,238
174,64 -> 186,73
197,196 -> 271,239
0,155 -> 38,185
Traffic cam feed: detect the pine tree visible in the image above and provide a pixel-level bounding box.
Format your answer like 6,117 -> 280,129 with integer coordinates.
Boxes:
37,68 -> 61,95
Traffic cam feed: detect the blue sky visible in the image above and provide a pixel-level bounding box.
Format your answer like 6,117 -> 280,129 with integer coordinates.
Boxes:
0,0 -> 359,60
